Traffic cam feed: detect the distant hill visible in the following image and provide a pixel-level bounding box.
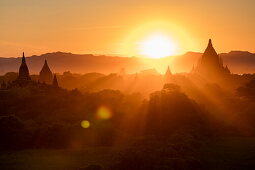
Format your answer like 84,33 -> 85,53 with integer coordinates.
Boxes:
220,51 -> 255,74
0,52 -> 146,75
0,51 -> 255,75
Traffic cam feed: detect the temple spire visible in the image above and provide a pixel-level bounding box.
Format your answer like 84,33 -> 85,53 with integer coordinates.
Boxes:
22,52 -> 26,63
193,39 -> 231,77
17,52 -> 31,81
165,66 -> 173,83
208,39 -> 212,46
200,39 -> 220,66
39,59 -> 53,84
165,66 -> 172,76
52,74 -> 59,88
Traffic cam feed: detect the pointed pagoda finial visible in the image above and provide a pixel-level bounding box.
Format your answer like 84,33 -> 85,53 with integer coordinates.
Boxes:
17,52 -> 31,81
208,39 -> 212,46
165,65 -> 173,83
52,74 -> 59,88
44,59 -> 48,66
165,65 -> 172,76
39,59 -> 52,84
22,52 -> 26,63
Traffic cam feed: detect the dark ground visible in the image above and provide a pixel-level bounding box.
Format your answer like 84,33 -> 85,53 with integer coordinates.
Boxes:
200,137 -> 255,170
0,147 -> 119,170
0,137 -> 255,170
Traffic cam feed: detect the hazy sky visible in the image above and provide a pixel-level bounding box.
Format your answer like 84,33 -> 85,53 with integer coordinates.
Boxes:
1,0 -> 255,57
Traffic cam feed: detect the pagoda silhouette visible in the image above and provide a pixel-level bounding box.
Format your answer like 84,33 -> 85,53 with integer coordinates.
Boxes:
164,66 -> 173,83
52,74 -> 59,88
8,52 -> 59,88
17,52 -> 31,81
39,60 -> 53,84
193,39 -> 230,77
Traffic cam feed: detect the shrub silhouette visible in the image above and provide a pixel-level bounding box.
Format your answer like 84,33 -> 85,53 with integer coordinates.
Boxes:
111,84 -> 209,170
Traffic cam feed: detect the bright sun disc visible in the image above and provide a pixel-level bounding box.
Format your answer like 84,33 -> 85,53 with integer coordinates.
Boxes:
139,34 -> 176,58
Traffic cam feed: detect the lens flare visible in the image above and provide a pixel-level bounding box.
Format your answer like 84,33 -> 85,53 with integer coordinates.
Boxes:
97,106 -> 112,120
81,120 -> 90,128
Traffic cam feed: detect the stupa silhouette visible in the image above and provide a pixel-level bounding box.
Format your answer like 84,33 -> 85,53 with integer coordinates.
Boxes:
165,66 -> 173,83
52,74 -> 59,88
17,52 -> 31,81
39,60 -> 53,84
193,39 -> 230,77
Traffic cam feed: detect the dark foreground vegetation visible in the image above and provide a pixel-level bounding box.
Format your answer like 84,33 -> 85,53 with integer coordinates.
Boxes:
1,137 -> 255,170
1,77 -> 255,169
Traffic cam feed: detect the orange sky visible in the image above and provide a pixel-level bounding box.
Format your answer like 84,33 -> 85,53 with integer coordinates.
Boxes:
1,0 -> 255,57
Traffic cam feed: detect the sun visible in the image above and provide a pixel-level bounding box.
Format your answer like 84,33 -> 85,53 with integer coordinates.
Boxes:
122,21 -> 195,58
138,33 -> 177,58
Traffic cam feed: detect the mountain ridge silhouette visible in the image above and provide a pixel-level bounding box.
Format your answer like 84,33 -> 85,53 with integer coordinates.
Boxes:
0,51 -> 255,74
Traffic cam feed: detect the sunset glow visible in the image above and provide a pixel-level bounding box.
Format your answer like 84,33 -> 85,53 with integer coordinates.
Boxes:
121,21 -> 195,59
138,33 -> 176,58
1,1 -> 255,57
2,1 -> 255,169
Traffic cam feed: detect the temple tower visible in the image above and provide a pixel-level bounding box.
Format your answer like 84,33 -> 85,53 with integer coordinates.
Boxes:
17,52 -> 31,81
165,66 -> 173,83
39,60 -> 53,84
52,74 -> 59,88
193,39 -> 231,76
